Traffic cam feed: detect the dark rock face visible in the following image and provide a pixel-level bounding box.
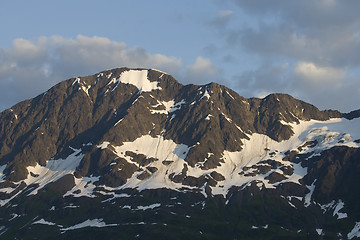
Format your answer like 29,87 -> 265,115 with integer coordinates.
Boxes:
42,174 -> 75,195
0,68 -> 341,184
0,67 -> 358,239
251,93 -> 341,141
343,109 -> 360,120
265,172 -> 287,184
303,147 -> 360,204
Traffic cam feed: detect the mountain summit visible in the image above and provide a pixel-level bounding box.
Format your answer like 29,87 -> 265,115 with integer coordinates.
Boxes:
0,68 -> 359,239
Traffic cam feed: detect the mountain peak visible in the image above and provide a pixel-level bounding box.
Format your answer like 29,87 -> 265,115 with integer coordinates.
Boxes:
68,68 -> 177,98
104,68 -> 160,92
0,67 -> 359,239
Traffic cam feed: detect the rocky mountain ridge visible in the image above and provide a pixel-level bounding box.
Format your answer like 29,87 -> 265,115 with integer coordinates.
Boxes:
0,67 -> 359,239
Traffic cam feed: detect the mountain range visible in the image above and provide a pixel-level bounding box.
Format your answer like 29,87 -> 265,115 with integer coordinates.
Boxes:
0,67 -> 359,239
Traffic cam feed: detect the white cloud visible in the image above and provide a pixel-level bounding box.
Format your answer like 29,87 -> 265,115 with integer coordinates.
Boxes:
293,61 -> 346,85
185,56 -> 220,84
11,38 -> 45,60
234,61 -> 360,112
0,35 -> 182,111
189,57 -> 216,72
205,0 -> 360,112
230,0 -> 360,69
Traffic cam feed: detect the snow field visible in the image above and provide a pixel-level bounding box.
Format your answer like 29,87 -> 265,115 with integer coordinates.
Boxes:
24,148 -> 84,195
1,116 -> 358,205
118,70 -> 161,92
94,117 -> 360,199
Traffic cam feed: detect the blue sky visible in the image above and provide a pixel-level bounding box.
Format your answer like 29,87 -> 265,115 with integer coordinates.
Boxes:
0,0 -> 359,112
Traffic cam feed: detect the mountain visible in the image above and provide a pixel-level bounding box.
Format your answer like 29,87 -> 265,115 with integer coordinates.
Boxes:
0,67 -> 359,239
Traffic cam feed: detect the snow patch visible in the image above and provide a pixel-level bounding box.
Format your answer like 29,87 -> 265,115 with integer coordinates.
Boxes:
24,148 -> 84,195
226,90 -> 235,100
316,228 -> 323,236
118,70 -> 161,92
149,100 -> 175,114
101,192 -> 131,202
9,214 -> 19,221
79,85 -> 91,97
0,187 -> 14,194
64,176 -> 100,198
221,113 -> 233,123
348,222 -> 360,239
108,77 -> 120,92
235,124 -> 243,132
72,77 -> 80,86
320,200 -> 348,219
100,135 -> 190,191
136,203 -> 161,210
242,100 -> 249,105
98,142 -> 111,149
303,118 -> 360,151
0,165 -> 6,181
200,89 -> 211,101
169,99 -> 186,113
61,219 -> 118,232
64,204 -> 80,208
150,99 -> 186,115
33,219 -> 57,226
114,118 -> 124,126
304,180 -> 316,207
9,110 -> 18,120
333,200 -> 348,219
72,77 -> 92,98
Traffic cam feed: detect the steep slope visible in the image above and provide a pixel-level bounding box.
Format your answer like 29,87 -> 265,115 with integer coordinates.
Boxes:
0,67 -> 358,239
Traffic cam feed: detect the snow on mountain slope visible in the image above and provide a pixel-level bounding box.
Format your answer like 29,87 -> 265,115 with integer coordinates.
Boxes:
100,135 -> 190,191
0,66 -> 357,202
348,222 -> 360,239
0,67 -> 358,239
63,175 -> 99,198
0,148 -> 83,206
0,165 -> 6,181
117,69 -> 161,92
73,117 -> 359,198
149,99 -> 175,114
212,118 -> 359,195
24,148 -> 83,194
60,218 -> 118,232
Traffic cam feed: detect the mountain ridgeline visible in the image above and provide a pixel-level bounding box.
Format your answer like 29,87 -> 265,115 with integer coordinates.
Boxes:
0,68 -> 359,239
0,68 -> 340,182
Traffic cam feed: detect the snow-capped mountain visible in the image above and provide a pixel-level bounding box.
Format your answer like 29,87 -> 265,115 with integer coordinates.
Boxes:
0,67 -> 359,239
